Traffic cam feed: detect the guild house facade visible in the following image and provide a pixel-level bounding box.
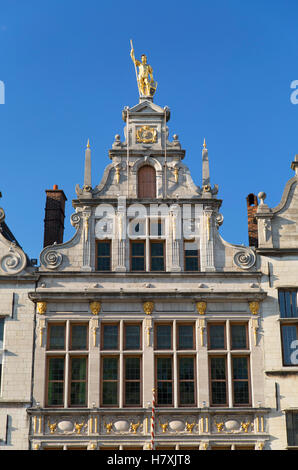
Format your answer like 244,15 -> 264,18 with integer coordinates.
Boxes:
0,48 -> 298,450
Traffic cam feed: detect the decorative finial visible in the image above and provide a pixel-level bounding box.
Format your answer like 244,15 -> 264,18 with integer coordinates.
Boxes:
87,139 -> 90,149
203,138 -> 207,149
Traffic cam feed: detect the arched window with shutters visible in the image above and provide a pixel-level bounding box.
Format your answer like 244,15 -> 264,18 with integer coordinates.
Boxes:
138,165 -> 156,198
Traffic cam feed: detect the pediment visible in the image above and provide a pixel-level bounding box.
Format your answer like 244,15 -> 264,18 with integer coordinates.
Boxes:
122,100 -> 170,121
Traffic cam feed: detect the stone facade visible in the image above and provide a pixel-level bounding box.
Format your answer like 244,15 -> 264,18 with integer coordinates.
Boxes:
0,91 -> 298,450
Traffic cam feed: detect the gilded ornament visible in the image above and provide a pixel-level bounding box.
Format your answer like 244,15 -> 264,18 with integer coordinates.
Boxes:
74,421 -> 85,434
215,421 -> 224,433
90,301 -> 101,315
249,301 -> 260,315
159,421 -> 168,433
196,301 -> 207,315
47,420 -> 57,434
185,421 -> 196,433
174,167 -> 179,183
104,422 -> 113,433
143,301 -> 154,315
136,125 -> 157,144
130,41 -> 157,97
130,422 -> 140,434
241,421 -> 251,433
37,302 -> 47,315
116,167 -> 121,184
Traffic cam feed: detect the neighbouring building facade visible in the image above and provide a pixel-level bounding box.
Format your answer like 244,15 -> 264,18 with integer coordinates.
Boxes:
1,56 -> 298,450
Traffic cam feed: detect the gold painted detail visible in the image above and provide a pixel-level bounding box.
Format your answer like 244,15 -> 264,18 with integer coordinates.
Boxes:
130,41 -> 157,97
90,301 -> 101,315
143,301 -> 154,315
136,125 -> 157,144
215,421 -> 224,433
104,422 -> 113,433
116,167 -> 121,184
74,421 -> 85,434
185,421 -> 196,433
196,301 -> 207,315
174,167 -> 179,183
37,302 -> 47,315
130,422 -> 141,434
47,420 -> 57,434
241,421 -> 251,433
159,421 -> 168,433
249,301 -> 260,315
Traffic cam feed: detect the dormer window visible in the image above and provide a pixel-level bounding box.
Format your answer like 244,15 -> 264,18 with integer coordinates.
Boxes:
138,165 -> 156,198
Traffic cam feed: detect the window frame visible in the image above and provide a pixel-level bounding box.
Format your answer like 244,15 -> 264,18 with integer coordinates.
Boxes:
231,354 -> 251,407
154,323 -> 173,351
209,355 -> 228,407
96,239 -> 112,272
149,240 -> 165,272
100,355 -> 119,407
184,239 -> 200,272
177,355 -> 196,407
280,322 -> 298,366
155,355 -> 174,407
207,322 -> 227,350
176,323 -> 195,350
123,355 -> 142,407
123,323 -> 142,351
68,355 -> 88,407
130,240 -> 146,272
101,323 -> 119,351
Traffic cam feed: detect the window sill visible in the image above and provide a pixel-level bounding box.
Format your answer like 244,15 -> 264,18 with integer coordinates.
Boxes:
265,368 -> 298,376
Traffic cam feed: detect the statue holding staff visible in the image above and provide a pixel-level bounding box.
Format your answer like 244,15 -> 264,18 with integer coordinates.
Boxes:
130,40 -> 157,97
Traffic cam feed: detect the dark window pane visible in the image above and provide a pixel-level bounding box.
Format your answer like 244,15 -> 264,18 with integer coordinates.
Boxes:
232,357 -> 248,380
102,382 -> 118,405
184,241 -> 199,271
48,358 -> 64,381
125,382 -> 140,405
231,325 -> 247,349
71,358 -> 86,380
157,357 -> 172,380
125,325 -> 140,349
287,412 -> 298,446
151,257 -> 164,271
156,325 -> 172,349
0,319 -> 4,344
179,357 -> 194,380
211,382 -> 226,405
233,381 -> 249,405
97,242 -> 111,271
98,242 -> 111,256
210,357 -> 226,380
157,382 -> 172,405
178,325 -> 194,349
279,290 -> 298,318
48,358 -> 64,406
103,325 -> 118,350
48,382 -> 64,406
71,325 -> 87,350
70,382 -> 86,406
151,242 -> 164,271
48,325 -> 65,350
102,357 -> 118,380
180,382 -> 195,405
125,357 -> 140,380
131,257 -> 145,271
132,242 -> 145,256
97,257 -> 111,271
209,325 -> 225,349
151,242 -> 164,256
282,325 -> 298,365
185,257 -> 198,271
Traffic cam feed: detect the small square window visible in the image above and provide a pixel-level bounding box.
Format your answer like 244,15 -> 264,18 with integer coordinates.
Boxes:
47,324 -> 66,350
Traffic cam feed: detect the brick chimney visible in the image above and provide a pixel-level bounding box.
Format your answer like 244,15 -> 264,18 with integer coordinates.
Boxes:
43,185 -> 67,248
246,193 -> 258,248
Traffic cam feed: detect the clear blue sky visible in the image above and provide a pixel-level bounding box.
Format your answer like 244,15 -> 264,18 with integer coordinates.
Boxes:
0,0 -> 298,260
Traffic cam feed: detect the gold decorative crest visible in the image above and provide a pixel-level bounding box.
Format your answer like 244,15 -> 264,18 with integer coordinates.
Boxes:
196,301 -> 207,315
136,126 -> 157,144
143,301 -> 154,315
90,301 -> 101,315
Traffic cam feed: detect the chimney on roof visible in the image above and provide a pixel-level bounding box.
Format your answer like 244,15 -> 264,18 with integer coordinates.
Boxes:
43,184 -> 67,248
246,193 -> 258,248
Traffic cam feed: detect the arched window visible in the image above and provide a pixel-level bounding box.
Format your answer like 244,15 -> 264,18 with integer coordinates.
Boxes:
138,165 -> 156,198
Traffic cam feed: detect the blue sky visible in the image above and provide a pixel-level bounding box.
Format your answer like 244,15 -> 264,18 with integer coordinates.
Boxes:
0,0 -> 298,260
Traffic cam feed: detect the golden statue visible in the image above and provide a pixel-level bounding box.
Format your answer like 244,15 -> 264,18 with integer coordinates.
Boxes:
130,40 -> 157,97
